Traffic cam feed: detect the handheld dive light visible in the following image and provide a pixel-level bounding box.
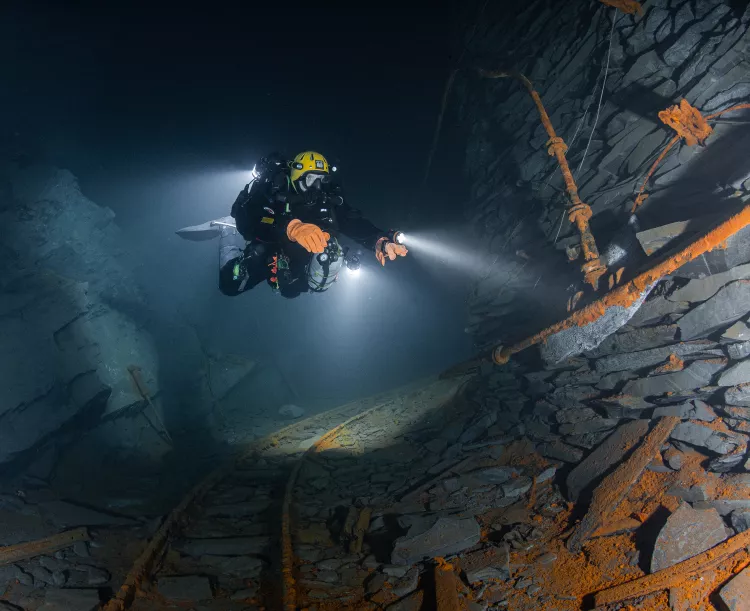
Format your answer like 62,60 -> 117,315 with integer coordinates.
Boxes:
387,230 -> 406,245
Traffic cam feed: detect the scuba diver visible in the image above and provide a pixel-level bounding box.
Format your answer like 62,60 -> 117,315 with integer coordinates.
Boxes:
217,151 -> 408,298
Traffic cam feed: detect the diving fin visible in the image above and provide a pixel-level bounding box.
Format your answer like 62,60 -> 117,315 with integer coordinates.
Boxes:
176,216 -> 236,241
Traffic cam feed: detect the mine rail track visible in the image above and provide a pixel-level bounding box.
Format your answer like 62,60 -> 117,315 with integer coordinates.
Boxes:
101,377 -> 465,611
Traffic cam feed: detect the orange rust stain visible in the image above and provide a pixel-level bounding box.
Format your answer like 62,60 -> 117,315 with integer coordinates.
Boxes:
658,99 -> 713,146
652,353 -> 684,374
600,0 -> 643,13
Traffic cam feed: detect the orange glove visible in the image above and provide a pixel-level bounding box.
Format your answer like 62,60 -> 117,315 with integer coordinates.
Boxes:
286,219 -> 330,253
375,238 -> 408,266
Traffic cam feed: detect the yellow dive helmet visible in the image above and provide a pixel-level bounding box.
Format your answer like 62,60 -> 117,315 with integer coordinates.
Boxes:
290,151 -> 330,191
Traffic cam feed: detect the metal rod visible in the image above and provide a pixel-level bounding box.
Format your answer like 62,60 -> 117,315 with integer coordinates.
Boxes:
476,69 -> 607,289
494,203 -> 750,364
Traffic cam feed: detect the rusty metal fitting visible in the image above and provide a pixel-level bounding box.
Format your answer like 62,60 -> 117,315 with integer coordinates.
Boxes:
546,136 -> 568,157
582,258 -> 608,290
493,345 -> 512,365
568,203 -> 593,225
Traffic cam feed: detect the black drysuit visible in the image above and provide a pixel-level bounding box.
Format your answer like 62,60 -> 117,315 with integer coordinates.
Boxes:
219,165 -> 387,298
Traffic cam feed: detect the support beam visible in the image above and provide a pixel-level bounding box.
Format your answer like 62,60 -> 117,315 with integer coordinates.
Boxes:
567,417 -> 679,552
0,528 -> 89,567
594,530 -> 750,606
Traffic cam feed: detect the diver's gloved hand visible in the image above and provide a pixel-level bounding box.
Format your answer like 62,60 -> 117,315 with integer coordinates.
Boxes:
375,237 -> 408,266
286,219 -> 330,253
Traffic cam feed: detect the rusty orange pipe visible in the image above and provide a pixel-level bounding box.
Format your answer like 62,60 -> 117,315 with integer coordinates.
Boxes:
494,203 -> 750,364
477,69 -> 607,289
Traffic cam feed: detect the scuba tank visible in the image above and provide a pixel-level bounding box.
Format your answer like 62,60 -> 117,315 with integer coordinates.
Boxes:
306,237 -> 345,292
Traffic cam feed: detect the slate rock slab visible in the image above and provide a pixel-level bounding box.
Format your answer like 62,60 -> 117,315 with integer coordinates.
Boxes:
558,418 -> 619,435
719,566 -> 750,611
553,367 -> 602,386
596,371 -> 638,391
538,440 -> 584,463
723,406 -> 750,420
585,325 -> 678,358
678,280 -> 750,340
594,341 -> 722,374
726,383 -> 750,406
459,413 -> 497,444
391,517 -> 480,565
731,510 -> 750,533
729,341 -> 750,360
669,263 -> 750,303
564,430 -> 612,449
158,575 -> 213,601
473,466 -> 519,485
566,420 -> 649,502
651,504 -> 730,572
622,360 -> 725,396
723,320 -> 750,341
653,400 -> 716,421
547,385 -> 601,409
671,421 -> 741,455
719,361 -> 750,387
38,589 -> 100,611
555,408 -> 598,424
462,544 -> 510,583
628,296 -> 690,327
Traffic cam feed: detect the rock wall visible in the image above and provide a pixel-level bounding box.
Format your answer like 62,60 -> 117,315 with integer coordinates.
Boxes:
0,162 -> 161,466
456,0 -> 750,349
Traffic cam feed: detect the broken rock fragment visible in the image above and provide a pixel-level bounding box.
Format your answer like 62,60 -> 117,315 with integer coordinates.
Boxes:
391,517 -> 480,565
719,361 -> 750,387
719,565 -> 750,610
596,370 -> 638,391
726,383 -> 750,406
594,340 -> 721,374
555,408 -> 598,424
460,544 -> 510,583
671,421 -> 741,455
669,263 -> 750,303
546,385 -> 600,409
653,399 -> 716,421
585,324 -> 678,358
651,504 -> 730,572
621,360 -> 725,396
722,320 -> 750,341
538,440 -> 583,463
678,280 -> 750,340
558,418 -> 619,435
728,341 -> 750,360
731,510 -> 750,533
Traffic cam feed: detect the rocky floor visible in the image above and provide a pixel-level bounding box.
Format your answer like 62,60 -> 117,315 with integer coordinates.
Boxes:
3,266 -> 750,610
